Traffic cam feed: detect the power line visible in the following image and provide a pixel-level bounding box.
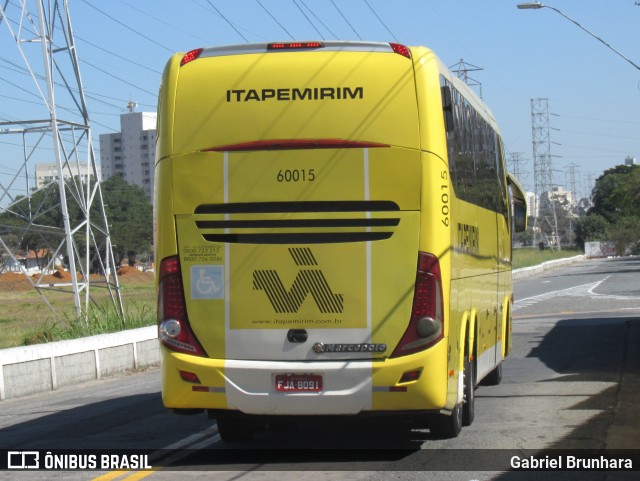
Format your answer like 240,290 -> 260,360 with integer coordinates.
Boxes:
257,0 -> 294,40
80,0 -> 173,53
204,0 -> 249,43
330,0 -> 362,40
114,0 -> 213,45
558,114 -> 640,125
75,34 -> 161,75
292,0 -> 325,40
80,59 -> 158,97
299,1 -> 338,39
0,14 -> 158,109
363,0 -> 398,42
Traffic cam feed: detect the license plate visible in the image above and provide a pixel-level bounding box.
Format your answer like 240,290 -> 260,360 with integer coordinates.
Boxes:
275,374 -> 323,393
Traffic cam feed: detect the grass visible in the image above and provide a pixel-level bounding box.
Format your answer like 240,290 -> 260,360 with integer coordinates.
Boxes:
0,248 -> 584,349
0,279 -> 156,349
512,247 -> 583,270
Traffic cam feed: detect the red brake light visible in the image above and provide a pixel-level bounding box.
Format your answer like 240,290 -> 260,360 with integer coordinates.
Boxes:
391,252 -> 444,358
158,256 -> 207,357
268,41 -> 324,51
390,43 -> 411,59
180,48 -> 203,66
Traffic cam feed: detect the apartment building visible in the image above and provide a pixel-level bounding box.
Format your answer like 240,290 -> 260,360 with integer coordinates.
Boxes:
99,112 -> 157,202
34,162 -> 92,189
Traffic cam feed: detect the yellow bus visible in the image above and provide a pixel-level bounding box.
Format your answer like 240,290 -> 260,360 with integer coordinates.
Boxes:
154,41 -> 527,441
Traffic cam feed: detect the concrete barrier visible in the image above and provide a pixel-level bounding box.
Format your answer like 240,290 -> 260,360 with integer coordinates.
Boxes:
512,255 -> 585,280
0,326 -> 158,400
0,256 -> 587,401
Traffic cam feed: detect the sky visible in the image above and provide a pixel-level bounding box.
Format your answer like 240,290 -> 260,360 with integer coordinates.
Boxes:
1,0 -> 639,202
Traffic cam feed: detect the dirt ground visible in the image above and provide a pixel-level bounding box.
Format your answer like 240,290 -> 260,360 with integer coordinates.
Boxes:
0,265 -> 154,291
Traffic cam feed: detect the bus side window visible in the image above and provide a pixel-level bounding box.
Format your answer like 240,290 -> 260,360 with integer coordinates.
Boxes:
507,173 -> 528,233
441,85 -> 454,133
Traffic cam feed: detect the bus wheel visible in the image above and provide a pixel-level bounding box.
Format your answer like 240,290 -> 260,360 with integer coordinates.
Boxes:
429,402 -> 462,439
462,355 -> 475,426
481,362 -> 503,386
216,414 -> 256,443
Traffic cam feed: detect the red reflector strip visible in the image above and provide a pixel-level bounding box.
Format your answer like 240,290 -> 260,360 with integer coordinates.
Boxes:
204,139 -> 389,152
268,41 -> 324,50
373,386 -> 408,392
192,386 -> 226,393
389,386 -> 408,392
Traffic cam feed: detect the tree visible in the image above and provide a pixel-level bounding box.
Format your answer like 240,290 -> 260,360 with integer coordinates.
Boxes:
0,183 -> 69,269
590,164 -> 640,223
0,176 -> 152,270
575,214 -> 609,249
588,164 -> 640,254
609,216 -> 640,255
99,175 -> 153,266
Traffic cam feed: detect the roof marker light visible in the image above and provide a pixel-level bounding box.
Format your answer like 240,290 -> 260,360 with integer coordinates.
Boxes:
268,41 -> 324,51
180,48 -> 203,66
390,43 -> 411,59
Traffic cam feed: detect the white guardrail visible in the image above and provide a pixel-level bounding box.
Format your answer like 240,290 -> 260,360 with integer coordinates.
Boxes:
0,256 -> 585,401
0,326 -> 158,400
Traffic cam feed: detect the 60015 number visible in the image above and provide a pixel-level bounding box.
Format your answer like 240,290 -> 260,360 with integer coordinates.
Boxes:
277,169 -> 316,182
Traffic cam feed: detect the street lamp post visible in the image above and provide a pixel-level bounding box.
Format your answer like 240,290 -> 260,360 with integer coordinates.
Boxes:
517,2 -> 640,71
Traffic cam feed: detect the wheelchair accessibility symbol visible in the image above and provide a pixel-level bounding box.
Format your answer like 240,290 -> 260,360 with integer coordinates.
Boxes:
191,265 -> 224,299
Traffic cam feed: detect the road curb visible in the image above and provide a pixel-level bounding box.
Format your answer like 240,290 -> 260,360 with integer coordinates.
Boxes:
512,254 -> 585,280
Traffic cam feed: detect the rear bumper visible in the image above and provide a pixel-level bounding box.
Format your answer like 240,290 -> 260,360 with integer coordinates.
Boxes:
161,340 -> 449,416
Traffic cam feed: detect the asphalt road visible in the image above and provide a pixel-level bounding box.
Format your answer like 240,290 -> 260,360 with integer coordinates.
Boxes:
1,256 -> 639,481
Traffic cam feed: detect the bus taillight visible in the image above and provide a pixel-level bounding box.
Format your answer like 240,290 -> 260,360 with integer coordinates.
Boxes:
158,256 -> 207,356
390,43 -> 411,59
180,48 -> 203,66
391,252 -> 444,357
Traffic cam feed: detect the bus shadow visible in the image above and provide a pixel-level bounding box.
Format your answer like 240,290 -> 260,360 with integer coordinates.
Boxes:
480,316 -> 640,480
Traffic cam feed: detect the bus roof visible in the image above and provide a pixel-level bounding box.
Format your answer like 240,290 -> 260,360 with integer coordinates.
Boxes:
182,41 -> 411,62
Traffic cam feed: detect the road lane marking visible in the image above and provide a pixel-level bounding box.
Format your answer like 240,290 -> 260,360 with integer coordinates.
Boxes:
92,469 -> 158,481
90,425 -> 220,481
513,276 -> 640,311
514,277 -> 608,310
92,471 -> 129,481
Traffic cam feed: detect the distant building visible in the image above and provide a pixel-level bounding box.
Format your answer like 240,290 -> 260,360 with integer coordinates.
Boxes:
547,186 -> 573,207
99,112 -> 157,202
625,155 -> 636,166
525,191 -> 538,218
35,162 -> 91,188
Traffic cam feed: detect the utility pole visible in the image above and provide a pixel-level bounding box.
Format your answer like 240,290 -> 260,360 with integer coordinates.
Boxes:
530,98 -> 560,250
0,0 -> 124,322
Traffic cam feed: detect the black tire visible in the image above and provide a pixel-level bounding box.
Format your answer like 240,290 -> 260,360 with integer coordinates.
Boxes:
462,355 -> 475,426
482,361 -> 503,386
429,401 -> 463,439
216,414 -> 256,443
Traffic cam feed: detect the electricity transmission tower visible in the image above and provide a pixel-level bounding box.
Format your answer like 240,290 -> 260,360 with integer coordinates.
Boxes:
530,98 -> 560,250
507,152 -> 529,189
565,163 -> 580,206
0,0 -> 124,321
450,59 -> 484,99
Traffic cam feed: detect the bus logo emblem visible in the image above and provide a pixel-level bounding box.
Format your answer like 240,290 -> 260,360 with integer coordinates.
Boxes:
253,248 -> 344,314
